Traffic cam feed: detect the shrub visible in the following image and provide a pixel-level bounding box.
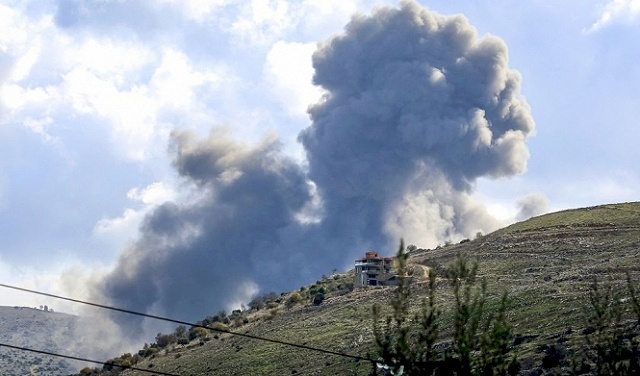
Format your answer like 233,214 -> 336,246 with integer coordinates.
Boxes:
211,322 -> 229,332
155,333 -> 177,348
174,325 -> 187,340
287,292 -> 303,307
575,275 -> 640,374
189,326 -> 210,341
249,296 -> 266,311
372,242 -> 517,376
103,353 -> 135,372
138,344 -> 159,358
313,293 -> 325,306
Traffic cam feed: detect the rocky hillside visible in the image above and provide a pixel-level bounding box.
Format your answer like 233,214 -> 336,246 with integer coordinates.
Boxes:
0,306 -> 79,375
70,202 -> 640,375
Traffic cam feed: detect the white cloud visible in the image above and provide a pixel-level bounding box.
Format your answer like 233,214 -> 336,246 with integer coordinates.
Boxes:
62,38 -> 154,82
93,208 -> 142,238
586,0 -> 640,32
0,4 -> 32,79
227,0 -> 370,46
157,0 -> 231,23
297,0 -> 364,37
230,0 -> 294,45
62,66 -> 158,160
149,49 -> 221,110
0,5 -> 59,123
264,40 -> 323,117
0,4 -> 230,161
93,182 -> 176,239
127,181 -> 177,205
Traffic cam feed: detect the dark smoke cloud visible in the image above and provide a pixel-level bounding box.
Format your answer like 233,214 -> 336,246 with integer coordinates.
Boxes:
93,1 -> 535,336
96,129 -> 315,324
300,0 -> 534,246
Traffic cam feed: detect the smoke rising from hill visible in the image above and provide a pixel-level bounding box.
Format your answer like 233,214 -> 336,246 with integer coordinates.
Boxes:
92,1 -> 535,335
300,1 -> 534,247
517,193 -> 549,220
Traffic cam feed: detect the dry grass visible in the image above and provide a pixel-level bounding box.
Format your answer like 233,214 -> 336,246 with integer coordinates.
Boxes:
120,202 -> 640,375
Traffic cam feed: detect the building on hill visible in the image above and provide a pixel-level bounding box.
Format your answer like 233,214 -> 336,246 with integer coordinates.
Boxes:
354,251 -> 398,287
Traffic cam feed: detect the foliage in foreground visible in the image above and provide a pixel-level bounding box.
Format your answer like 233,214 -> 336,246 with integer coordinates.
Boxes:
372,242 -> 517,376
372,242 -> 640,376
563,274 -> 640,375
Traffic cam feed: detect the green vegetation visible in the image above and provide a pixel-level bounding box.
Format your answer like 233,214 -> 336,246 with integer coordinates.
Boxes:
503,202 -> 640,233
566,275 -> 640,375
373,243 -> 517,375
69,202 -> 640,376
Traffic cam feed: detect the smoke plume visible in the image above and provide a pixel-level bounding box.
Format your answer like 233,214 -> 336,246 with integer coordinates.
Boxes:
516,193 -> 549,221
93,1 -> 535,336
300,1 -> 534,246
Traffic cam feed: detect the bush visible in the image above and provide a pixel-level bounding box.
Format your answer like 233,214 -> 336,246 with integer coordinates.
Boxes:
174,325 -> 187,340
138,344 -> 159,358
155,333 -> 177,348
574,275 -> 640,374
103,353 -> 136,372
189,326 -> 210,341
372,242 -> 517,376
287,292 -> 303,307
248,296 -> 266,311
211,322 -> 229,332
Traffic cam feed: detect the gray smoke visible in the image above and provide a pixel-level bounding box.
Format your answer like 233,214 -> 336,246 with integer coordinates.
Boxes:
300,1 -> 534,247
516,193 -> 549,221
96,130 -> 316,325
93,1 -> 535,335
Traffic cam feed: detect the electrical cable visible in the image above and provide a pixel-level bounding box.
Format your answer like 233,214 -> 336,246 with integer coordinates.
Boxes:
0,341 -> 180,376
0,282 -> 374,363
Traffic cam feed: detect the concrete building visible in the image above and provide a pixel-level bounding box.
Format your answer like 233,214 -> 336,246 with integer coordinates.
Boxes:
354,251 -> 398,287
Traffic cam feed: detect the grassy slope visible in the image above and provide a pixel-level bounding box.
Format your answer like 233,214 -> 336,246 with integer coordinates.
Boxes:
0,306 -> 79,375
122,202 -> 640,375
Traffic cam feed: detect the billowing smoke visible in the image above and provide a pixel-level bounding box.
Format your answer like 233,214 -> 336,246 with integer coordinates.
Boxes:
300,1 -> 534,247
94,130 -> 317,326
93,1 -> 535,335
516,193 -> 549,221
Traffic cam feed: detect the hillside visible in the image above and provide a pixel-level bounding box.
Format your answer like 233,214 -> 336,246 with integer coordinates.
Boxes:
97,202 -> 640,375
0,306 -> 80,375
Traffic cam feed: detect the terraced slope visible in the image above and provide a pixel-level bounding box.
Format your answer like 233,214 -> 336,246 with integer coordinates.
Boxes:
117,202 -> 640,375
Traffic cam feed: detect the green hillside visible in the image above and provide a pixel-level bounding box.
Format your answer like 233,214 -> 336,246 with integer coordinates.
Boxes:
95,202 -> 640,375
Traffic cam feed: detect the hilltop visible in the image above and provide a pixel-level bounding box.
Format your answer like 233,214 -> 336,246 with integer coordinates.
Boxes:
0,306 -> 79,375
85,202 -> 640,375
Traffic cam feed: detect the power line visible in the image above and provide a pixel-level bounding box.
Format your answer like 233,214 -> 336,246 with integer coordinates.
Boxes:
0,282 -> 373,363
0,342 -> 180,376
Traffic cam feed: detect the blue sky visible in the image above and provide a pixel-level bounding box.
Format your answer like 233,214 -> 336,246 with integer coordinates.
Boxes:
0,0 -> 639,311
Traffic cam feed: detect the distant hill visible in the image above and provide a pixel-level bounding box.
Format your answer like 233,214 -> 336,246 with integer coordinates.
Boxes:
66,202 -> 640,374
0,306 -> 79,375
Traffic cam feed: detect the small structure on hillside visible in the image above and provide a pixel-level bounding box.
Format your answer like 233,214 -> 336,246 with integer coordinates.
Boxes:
354,251 -> 398,287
